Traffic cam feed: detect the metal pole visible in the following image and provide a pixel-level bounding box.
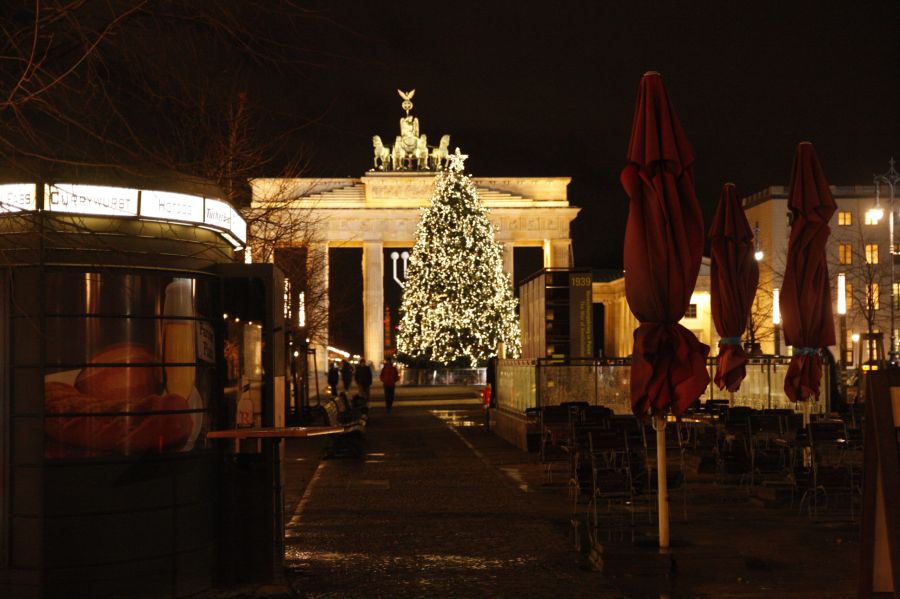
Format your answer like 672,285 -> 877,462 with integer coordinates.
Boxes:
839,313 -> 847,385
876,158 -> 900,366
890,181 -> 896,365
653,414 -> 669,549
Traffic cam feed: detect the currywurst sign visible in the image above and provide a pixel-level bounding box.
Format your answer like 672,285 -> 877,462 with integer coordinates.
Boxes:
47,183 -> 139,216
28,183 -> 248,246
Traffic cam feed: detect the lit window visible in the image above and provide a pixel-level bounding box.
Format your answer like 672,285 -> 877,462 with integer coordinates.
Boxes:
866,244 -> 880,264
894,283 -> 900,312
838,211 -> 852,226
685,304 -> 698,319
846,283 -> 853,311
867,283 -> 880,310
866,210 -> 882,225
844,330 -> 854,365
839,243 -> 852,265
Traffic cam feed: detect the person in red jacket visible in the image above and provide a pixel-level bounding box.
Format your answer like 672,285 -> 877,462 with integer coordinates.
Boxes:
379,358 -> 400,413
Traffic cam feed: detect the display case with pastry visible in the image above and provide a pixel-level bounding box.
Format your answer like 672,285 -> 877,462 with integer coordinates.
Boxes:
44,343 -> 198,457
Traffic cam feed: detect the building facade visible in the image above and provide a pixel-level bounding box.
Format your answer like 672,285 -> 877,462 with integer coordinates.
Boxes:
744,185 -> 892,365
593,260 -> 713,358
251,174 -> 578,367
596,185 -> 891,367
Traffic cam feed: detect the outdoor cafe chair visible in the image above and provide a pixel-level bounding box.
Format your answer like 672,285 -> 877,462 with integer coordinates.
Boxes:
567,422 -> 611,504
540,405 -> 571,480
540,404 -> 583,483
586,429 -> 634,547
748,412 -> 792,488
797,420 -> 860,518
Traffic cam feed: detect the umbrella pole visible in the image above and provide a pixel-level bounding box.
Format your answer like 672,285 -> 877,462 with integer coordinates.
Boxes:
653,414 -> 669,549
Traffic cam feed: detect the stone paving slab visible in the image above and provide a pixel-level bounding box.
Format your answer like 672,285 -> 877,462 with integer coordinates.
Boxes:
284,407 -> 624,598
279,405 -> 859,598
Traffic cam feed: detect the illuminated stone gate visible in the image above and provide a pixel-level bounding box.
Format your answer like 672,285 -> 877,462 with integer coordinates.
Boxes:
251,92 -> 580,367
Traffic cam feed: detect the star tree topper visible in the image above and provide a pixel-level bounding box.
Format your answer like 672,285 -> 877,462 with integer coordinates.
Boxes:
448,147 -> 468,173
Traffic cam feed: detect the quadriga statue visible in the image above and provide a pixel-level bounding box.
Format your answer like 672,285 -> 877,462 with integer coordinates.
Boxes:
431,135 -> 451,170
391,136 -> 406,171
415,135 -> 429,170
372,135 -> 390,170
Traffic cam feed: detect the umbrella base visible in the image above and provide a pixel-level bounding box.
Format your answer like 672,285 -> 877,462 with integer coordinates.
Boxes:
590,538 -> 677,577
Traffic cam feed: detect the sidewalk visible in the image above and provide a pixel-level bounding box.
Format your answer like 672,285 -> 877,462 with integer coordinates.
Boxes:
316,384 -> 484,407
283,406 -> 623,598
282,405 -> 859,598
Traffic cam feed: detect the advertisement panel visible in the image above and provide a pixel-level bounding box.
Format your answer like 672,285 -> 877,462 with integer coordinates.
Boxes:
42,271 -> 214,457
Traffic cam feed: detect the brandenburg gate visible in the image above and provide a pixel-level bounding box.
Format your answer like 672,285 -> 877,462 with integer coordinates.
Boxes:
250,91 -> 579,367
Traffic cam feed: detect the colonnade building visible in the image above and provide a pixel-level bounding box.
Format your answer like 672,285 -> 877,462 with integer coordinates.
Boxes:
251,172 -> 579,367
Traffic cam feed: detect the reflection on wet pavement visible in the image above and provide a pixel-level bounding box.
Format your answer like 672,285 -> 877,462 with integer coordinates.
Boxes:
430,409 -> 482,427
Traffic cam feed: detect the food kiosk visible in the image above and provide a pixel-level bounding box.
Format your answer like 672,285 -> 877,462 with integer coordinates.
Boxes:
0,177 -> 287,597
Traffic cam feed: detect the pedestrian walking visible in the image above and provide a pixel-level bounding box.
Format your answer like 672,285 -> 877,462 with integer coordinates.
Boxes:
485,356 -> 498,429
380,358 -> 399,413
340,359 -> 353,392
354,357 -> 373,399
327,362 -> 340,397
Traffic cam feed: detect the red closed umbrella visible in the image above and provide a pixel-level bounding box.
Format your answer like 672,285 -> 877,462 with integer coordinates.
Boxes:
622,72 -> 710,419
622,72 -> 710,549
779,142 -> 836,404
710,183 -> 759,392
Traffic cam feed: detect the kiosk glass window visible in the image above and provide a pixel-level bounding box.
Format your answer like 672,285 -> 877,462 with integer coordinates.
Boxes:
42,270 -> 216,458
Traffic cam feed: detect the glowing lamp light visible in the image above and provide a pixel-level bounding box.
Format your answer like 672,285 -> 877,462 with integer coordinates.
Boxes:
772,288 -> 781,325
753,222 -> 763,261
868,205 -> 884,224
837,273 -> 847,315
852,333 -> 860,343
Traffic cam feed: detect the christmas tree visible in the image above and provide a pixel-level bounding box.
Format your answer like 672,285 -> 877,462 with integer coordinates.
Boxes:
396,149 -> 521,367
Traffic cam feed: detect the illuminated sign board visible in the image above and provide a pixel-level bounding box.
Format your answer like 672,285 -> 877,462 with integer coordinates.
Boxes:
140,190 -> 205,223
1,182 -> 246,248
46,183 -> 139,216
204,198 -> 232,231
0,183 -> 37,212
229,206 -> 247,243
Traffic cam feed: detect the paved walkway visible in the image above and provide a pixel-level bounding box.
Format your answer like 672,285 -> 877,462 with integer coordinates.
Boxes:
277,403 -> 859,598
283,407 -> 623,598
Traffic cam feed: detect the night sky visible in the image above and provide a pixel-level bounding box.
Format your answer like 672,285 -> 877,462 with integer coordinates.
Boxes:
286,1 -> 898,269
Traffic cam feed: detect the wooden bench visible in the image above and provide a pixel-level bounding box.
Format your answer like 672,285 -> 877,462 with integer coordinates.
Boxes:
319,395 -> 367,458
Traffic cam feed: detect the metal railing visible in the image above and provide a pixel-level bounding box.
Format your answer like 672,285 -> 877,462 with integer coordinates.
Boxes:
496,356 -> 830,415
495,359 -> 536,413
399,367 -> 486,386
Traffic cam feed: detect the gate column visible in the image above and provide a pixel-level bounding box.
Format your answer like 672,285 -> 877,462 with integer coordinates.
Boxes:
362,241 -> 385,366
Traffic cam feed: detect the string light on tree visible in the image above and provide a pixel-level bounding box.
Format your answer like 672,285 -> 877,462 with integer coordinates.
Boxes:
396,148 -> 521,367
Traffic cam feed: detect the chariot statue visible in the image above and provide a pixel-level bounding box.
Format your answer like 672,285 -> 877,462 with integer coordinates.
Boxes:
372,135 -> 390,170
370,89 -> 450,172
431,134 -> 451,170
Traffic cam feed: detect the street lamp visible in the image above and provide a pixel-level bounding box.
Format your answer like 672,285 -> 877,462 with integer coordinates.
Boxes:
772,287 -> 781,356
754,222 -> 764,262
745,223 -> 764,356
873,158 -> 900,366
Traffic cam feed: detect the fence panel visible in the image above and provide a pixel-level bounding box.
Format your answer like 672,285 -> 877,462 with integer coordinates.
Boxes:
496,359 -> 536,413
400,368 -> 486,386
503,356 -> 831,415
